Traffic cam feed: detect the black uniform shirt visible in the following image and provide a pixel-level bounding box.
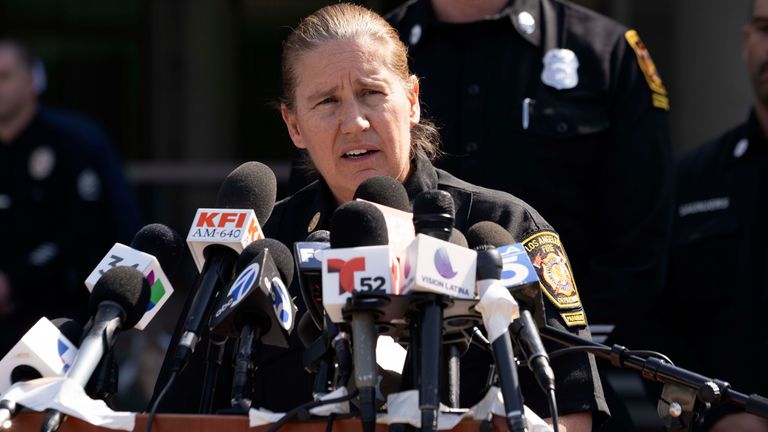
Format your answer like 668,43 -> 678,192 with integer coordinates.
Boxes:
387,0 -> 674,331
262,155 -> 609,420
663,111 -> 768,428
0,106 -> 141,355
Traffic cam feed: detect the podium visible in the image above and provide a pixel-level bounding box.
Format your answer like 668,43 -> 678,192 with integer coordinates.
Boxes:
9,413 -> 511,431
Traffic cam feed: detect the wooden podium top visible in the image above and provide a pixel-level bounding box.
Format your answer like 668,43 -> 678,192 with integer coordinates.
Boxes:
9,412 -> 510,432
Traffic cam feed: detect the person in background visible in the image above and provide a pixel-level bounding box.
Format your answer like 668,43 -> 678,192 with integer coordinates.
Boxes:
383,1 -> 674,429
0,39 -> 141,355
661,0 -> 768,430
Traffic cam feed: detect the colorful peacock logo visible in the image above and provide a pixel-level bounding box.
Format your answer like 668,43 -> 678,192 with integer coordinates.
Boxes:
145,270 -> 166,311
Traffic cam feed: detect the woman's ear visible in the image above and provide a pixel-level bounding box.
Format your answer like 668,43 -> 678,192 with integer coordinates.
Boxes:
407,75 -> 421,126
281,103 -> 306,149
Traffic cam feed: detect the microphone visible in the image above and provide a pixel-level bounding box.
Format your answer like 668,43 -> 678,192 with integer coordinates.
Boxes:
40,267 -> 149,432
174,161 -> 277,374
352,176 -> 411,211
472,239 -> 527,432
83,223 -> 184,330
294,229 -> 355,397
466,222 -> 556,395
294,230 -> 330,330
404,190 -> 475,432
325,200 -> 394,432
209,238 -> 296,410
68,267 -> 149,388
353,176 -> 414,256
0,318 -> 83,428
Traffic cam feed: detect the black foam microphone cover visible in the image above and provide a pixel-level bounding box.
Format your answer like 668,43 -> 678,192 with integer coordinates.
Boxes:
130,223 -> 184,276
449,228 -> 468,248
50,318 -> 84,347
412,190 -> 454,240
413,190 -> 454,218
330,201 -> 389,248
466,221 -> 515,250
89,266 -> 151,329
216,161 -> 277,222
353,176 -> 411,212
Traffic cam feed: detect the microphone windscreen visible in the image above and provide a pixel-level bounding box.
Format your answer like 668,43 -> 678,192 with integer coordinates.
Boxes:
305,230 -> 330,242
216,161 -> 277,222
353,176 -> 411,212
50,318 -> 84,347
130,223 -> 184,275
89,266 -> 151,329
235,238 -> 295,285
263,238 -> 295,286
330,201 -> 389,248
466,221 -> 515,249
235,240 -> 268,274
413,189 -> 454,219
449,228 -> 468,248
297,313 -> 322,348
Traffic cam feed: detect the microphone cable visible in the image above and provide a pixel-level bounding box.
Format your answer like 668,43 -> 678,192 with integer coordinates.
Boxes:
536,346 -> 674,366
145,370 -> 178,432
265,389 -> 358,432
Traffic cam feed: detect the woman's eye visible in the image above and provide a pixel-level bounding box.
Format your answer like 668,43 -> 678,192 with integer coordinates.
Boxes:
316,97 -> 336,107
363,89 -> 383,96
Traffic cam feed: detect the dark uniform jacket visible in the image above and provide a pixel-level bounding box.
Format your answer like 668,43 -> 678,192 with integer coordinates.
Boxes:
0,106 -> 141,355
662,111 -> 768,428
261,155 -> 608,420
386,0 -> 674,334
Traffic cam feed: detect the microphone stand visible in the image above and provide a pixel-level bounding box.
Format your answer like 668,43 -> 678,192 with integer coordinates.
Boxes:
540,326 -> 768,431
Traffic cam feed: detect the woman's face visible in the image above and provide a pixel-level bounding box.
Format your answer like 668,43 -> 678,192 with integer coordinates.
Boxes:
281,38 -> 420,204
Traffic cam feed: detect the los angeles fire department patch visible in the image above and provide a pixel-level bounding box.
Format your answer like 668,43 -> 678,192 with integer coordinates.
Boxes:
522,231 -> 586,326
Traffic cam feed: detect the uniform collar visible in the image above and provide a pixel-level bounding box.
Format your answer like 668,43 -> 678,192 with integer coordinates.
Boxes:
402,0 -> 542,48
403,153 -> 439,200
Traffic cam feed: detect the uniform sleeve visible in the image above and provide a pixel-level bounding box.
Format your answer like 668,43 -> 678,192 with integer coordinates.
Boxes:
582,32 -> 674,333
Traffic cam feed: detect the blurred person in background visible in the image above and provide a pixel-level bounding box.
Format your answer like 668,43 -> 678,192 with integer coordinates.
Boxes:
660,0 -> 768,430
0,38 -> 141,355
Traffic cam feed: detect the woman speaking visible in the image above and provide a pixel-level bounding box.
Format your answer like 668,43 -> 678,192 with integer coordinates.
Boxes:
260,4 -> 608,431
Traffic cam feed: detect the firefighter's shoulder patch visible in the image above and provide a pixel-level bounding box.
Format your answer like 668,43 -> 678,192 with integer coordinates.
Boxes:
522,231 -> 582,311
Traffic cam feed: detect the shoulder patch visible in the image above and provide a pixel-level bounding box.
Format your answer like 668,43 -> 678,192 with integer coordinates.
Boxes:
625,29 -> 670,111
522,231 -> 582,311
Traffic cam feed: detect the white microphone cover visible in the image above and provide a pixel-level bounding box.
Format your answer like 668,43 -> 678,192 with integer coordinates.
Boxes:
1,377 -> 135,430
475,280 -> 520,343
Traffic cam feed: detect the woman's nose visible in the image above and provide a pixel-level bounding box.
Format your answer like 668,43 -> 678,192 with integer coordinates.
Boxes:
339,100 -> 370,134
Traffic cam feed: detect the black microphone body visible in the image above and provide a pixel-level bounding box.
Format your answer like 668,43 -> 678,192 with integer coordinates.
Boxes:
209,239 -> 296,411
411,189 -> 455,432
173,245 -> 238,372
330,200 -> 390,432
41,266 -> 149,432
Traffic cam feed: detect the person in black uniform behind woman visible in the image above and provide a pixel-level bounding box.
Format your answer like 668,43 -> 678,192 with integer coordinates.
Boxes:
266,4 -> 608,430
660,1 -> 768,430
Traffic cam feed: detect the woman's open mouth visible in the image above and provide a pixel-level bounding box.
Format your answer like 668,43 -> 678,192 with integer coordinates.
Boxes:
342,149 -> 379,159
